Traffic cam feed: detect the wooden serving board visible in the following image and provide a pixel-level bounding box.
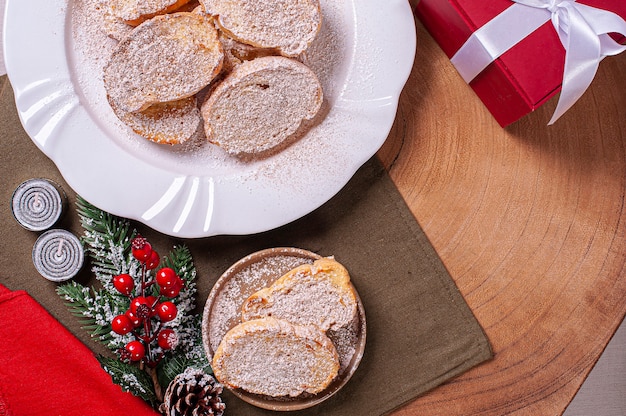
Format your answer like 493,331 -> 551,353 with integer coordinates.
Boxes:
377,15 -> 626,416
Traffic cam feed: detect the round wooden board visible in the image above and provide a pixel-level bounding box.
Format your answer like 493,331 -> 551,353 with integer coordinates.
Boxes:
377,14 -> 626,416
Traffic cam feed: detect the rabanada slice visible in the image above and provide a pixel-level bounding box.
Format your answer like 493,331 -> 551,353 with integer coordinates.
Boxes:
212,317 -> 340,397
241,257 -> 357,332
110,96 -> 201,145
199,0 -> 322,57
201,55 -> 323,156
103,12 -> 224,114
109,0 -> 194,26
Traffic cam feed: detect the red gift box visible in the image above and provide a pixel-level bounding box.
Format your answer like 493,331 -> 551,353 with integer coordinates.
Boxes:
414,0 -> 626,127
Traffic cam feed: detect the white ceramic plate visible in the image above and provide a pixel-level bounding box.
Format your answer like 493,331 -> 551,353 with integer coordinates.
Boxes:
3,0 -> 416,238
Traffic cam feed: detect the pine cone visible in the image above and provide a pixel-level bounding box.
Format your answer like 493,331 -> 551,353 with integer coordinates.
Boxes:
160,369 -> 225,416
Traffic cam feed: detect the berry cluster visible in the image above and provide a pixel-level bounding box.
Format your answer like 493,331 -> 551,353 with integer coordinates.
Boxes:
110,235 -> 185,366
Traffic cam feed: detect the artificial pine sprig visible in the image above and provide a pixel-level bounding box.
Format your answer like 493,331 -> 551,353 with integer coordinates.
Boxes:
75,196 -> 137,282
57,196 -> 211,410
99,356 -> 159,406
56,282 -> 124,345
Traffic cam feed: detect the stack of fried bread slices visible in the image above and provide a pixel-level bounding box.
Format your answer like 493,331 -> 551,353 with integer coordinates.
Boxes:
102,0 -> 324,155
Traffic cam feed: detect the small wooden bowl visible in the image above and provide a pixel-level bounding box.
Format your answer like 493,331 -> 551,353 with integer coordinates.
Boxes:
202,247 -> 366,411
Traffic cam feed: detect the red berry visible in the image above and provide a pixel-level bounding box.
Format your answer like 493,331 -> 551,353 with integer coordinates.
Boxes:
111,314 -> 133,335
161,277 -> 184,298
156,302 -> 178,322
125,310 -> 142,327
157,329 -> 178,350
112,274 -> 134,296
130,296 -> 152,319
156,267 -> 178,290
131,235 -> 152,262
130,296 -> 148,313
125,341 -> 145,361
160,285 -> 180,298
145,250 -> 160,270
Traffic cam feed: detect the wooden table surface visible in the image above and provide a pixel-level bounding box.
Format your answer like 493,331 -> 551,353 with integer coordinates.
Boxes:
376,12 -> 626,416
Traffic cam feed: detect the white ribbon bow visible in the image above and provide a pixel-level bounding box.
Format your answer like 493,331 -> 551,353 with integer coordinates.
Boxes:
450,0 -> 626,125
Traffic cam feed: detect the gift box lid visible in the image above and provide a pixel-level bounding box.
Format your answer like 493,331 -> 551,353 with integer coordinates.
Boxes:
415,0 -> 626,126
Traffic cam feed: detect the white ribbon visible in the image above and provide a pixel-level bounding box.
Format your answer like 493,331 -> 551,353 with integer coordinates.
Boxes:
450,0 -> 626,125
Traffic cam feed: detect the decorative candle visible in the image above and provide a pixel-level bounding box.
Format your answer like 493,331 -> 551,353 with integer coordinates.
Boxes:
32,230 -> 84,282
11,178 -> 66,231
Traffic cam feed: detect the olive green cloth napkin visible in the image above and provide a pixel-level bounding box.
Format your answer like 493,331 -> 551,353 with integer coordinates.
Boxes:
0,76 -> 492,415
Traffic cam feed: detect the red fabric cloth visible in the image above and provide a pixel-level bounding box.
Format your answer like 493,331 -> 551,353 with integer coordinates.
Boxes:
0,284 -> 159,416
